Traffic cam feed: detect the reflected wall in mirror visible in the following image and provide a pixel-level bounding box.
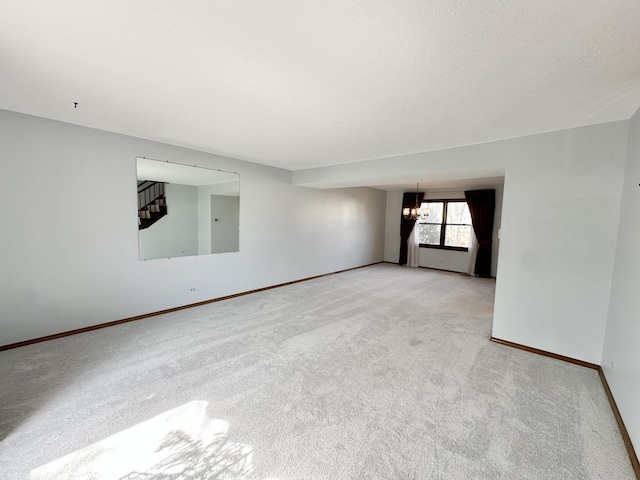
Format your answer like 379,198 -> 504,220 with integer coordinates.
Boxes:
136,157 -> 240,260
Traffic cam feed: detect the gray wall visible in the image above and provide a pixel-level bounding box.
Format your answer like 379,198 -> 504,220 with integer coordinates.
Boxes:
602,106 -> 640,451
0,109 -> 386,346
492,123 -> 627,364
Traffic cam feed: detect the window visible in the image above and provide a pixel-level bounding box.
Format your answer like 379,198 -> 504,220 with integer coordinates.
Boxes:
418,201 -> 472,251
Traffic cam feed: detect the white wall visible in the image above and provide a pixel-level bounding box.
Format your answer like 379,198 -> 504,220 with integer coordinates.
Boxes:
383,187 -> 503,275
139,183 -> 199,259
0,110 -> 386,346
419,248 -> 470,274
383,191 -> 403,263
296,121 -> 629,364
602,107 -> 640,452
493,124 -> 628,364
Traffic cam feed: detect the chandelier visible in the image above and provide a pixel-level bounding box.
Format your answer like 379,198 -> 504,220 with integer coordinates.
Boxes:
403,183 -> 427,220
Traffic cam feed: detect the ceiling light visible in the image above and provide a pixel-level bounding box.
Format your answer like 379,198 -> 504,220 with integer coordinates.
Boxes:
403,183 -> 427,220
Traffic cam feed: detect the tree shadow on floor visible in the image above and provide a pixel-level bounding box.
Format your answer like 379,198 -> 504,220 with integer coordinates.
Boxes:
120,430 -> 257,480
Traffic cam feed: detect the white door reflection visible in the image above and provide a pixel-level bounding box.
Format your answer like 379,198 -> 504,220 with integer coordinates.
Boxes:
31,401 -> 278,480
210,195 -> 240,254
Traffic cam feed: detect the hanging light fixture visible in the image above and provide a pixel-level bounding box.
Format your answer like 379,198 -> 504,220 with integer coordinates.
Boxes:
403,183 -> 427,220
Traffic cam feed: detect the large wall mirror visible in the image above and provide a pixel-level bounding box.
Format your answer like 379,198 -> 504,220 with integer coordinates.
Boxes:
136,157 -> 240,260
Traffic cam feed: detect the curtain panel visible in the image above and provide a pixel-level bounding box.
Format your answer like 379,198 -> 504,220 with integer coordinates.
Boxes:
399,191 -> 425,265
407,223 -> 421,267
464,189 -> 495,278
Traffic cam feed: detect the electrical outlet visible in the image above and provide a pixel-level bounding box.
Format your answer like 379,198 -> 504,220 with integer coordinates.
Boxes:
611,361 -> 616,371
189,287 -> 196,292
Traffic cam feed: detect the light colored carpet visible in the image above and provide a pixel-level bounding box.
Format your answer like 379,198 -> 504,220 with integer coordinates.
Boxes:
0,264 -> 635,479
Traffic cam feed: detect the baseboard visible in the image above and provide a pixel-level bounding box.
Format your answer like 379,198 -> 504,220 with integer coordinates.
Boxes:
489,337 -> 599,369
419,265 -> 469,275
491,336 -> 639,478
0,261 -> 382,352
598,369 -> 640,478
383,261 -> 470,276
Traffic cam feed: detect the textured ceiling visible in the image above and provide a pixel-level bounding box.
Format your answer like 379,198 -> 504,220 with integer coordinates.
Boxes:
1,0 -> 639,171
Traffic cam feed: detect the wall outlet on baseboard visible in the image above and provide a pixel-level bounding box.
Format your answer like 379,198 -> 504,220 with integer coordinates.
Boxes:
189,287 -> 196,292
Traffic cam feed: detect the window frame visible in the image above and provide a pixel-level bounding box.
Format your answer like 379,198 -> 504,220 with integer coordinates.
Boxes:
418,199 -> 472,252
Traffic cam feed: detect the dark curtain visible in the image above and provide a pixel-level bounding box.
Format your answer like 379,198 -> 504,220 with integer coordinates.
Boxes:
399,191 -> 425,265
464,189 -> 495,278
